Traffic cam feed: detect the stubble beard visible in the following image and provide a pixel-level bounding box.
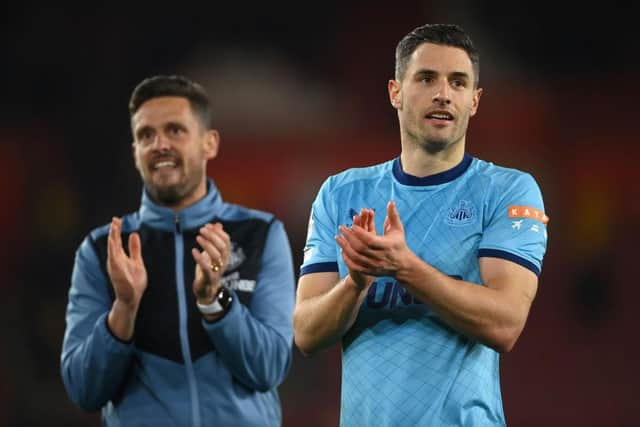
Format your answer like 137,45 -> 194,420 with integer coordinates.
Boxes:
144,167 -> 203,208
406,128 -> 452,155
148,183 -> 186,206
413,117 -> 466,155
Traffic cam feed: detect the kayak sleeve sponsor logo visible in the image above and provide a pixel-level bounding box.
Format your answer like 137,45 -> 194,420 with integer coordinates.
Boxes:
508,205 -> 549,224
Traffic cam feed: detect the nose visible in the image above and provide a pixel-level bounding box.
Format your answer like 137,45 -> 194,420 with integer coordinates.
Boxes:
151,133 -> 170,151
432,79 -> 451,105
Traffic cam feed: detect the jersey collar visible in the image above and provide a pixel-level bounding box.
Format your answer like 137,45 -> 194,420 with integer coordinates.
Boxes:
392,153 -> 473,186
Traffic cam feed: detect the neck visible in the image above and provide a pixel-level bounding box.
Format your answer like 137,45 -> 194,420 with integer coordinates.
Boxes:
399,138 -> 465,178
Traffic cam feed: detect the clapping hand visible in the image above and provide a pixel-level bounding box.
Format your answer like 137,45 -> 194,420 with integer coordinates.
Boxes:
192,223 -> 230,304
336,207 -> 377,290
107,217 -> 147,309
336,201 -> 410,279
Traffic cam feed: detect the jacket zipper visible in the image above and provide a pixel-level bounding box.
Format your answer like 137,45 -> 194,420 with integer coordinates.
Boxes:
174,213 -> 201,427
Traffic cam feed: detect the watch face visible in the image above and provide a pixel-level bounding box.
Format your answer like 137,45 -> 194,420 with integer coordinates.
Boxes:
217,287 -> 233,310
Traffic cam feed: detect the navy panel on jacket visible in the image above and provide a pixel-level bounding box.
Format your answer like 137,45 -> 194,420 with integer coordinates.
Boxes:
90,217 -> 272,363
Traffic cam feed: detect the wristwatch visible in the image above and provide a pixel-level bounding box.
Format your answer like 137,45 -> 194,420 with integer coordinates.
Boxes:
196,286 -> 233,315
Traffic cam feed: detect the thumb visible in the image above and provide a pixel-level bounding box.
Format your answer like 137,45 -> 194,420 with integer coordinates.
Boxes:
128,232 -> 143,262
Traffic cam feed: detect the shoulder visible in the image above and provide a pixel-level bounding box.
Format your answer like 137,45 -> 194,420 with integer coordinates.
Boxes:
471,157 -> 542,193
218,202 -> 276,225
319,159 -> 395,194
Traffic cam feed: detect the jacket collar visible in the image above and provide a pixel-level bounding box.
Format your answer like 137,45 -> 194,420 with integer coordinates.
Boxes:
138,178 -> 223,232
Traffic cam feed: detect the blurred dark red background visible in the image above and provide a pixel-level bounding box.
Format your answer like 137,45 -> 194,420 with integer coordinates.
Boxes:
3,2 -> 639,426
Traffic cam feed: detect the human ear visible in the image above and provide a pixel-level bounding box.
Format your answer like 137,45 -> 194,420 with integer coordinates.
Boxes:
388,79 -> 402,110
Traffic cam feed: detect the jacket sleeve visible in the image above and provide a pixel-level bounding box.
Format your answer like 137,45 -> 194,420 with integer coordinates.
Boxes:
60,236 -> 134,411
202,219 -> 295,391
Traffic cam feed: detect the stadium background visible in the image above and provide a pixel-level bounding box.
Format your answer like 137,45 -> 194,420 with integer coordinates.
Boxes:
2,2 -> 638,426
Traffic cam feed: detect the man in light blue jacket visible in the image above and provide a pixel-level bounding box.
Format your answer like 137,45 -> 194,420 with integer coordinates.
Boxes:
61,75 -> 295,426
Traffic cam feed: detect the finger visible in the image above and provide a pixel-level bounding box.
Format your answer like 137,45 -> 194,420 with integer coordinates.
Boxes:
347,224 -> 385,250
336,233 -> 378,270
191,248 -> 208,295
340,250 -> 367,274
212,223 -> 231,247
356,209 -> 369,230
128,232 -> 142,262
365,209 -> 376,233
358,207 -> 371,227
107,217 -> 123,261
201,225 -> 230,258
339,242 -> 376,275
196,235 -> 223,265
385,200 -> 403,232
192,247 -> 213,275
354,213 -> 369,230
199,226 -> 226,253
352,214 -> 361,228
108,217 -> 122,249
339,225 -> 370,253
191,248 -> 203,272
341,225 -> 380,253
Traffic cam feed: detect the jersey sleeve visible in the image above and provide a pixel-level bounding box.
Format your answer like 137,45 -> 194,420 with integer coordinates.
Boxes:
300,177 -> 340,276
478,172 -> 549,276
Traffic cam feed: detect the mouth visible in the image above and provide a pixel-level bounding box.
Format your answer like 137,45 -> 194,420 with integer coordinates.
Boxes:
425,110 -> 454,123
152,160 -> 177,170
149,155 -> 182,176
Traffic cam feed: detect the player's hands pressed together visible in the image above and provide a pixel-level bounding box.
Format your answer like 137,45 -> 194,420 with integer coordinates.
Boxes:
337,201 -> 415,279
107,216 -> 147,340
192,223 -> 230,311
336,208 -> 377,290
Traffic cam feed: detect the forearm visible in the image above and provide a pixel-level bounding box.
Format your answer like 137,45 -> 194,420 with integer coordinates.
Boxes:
203,300 -> 292,391
294,275 -> 368,356
398,252 -> 527,352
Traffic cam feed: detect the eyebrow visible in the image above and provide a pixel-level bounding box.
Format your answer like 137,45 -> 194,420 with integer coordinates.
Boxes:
450,71 -> 470,81
164,121 -> 187,129
414,69 -> 471,80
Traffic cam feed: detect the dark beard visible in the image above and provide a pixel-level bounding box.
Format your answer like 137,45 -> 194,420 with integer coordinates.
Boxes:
147,184 -> 185,206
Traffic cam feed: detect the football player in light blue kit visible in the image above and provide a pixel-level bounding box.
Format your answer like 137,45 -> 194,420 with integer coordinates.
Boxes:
294,24 -> 548,426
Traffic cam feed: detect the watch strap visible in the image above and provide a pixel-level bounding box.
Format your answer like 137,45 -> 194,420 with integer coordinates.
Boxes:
197,294 -> 224,315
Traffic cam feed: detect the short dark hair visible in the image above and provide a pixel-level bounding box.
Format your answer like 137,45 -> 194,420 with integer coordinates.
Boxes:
128,75 -> 212,128
395,24 -> 480,87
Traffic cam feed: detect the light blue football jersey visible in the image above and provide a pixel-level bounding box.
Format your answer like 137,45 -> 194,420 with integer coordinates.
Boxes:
300,153 -> 548,426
